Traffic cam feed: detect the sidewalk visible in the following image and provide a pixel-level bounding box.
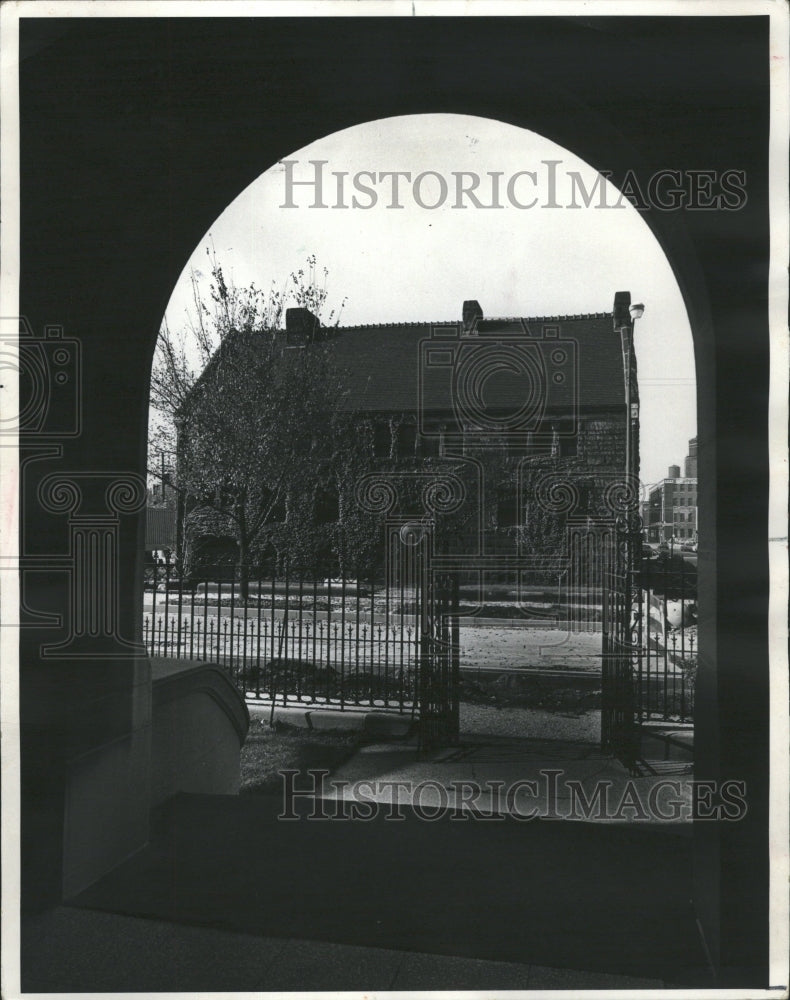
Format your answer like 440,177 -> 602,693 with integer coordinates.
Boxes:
252,701 -> 693,825
20,703 -> 700,992
62,789 -> 706,988
320,734 -> 693,826
42,693 -> 704,992
22,906 -> 671,993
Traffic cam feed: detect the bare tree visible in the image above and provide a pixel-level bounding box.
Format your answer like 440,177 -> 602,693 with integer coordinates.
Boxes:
148,249 -> 356,597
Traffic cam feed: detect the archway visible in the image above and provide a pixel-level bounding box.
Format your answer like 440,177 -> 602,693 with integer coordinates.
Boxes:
148,112 -> 699,764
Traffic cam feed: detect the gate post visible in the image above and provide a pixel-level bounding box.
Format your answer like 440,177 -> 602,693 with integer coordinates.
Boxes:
449,574 -> 460,744
416,542 -> 461,751
599,519 -> 639,769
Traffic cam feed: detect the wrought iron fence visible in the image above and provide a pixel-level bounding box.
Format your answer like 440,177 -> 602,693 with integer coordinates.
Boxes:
142,560 -> 421,712
141,545 -> 696,725
633,549 -> 697,724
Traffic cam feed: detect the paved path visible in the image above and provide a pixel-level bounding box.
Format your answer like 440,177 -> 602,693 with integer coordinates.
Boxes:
23,906 -> 672,992
325,716 -> 694,826
67,792 -> 704,984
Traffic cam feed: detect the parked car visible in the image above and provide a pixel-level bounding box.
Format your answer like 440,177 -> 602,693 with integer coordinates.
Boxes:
666,599 -> 698,628
680,541 -> 697,552
642,543 -> 658,560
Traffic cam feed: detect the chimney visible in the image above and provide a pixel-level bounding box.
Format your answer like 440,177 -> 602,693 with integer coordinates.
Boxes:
613,291 -> 632,330
668,464 -> 681,479
285,307 -> 322,344
462,300 -> 483,332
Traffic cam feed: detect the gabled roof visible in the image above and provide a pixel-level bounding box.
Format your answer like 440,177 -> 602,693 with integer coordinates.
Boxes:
182,310 -> 629,418
325,313 -> 626,413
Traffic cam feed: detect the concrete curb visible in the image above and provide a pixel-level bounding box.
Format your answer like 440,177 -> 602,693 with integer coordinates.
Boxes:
246,702 -> 415,738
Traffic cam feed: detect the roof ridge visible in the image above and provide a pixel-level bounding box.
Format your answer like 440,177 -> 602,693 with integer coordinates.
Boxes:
333,312 -> 612,331
331,321 -> 434,331
484,312 -> 612,322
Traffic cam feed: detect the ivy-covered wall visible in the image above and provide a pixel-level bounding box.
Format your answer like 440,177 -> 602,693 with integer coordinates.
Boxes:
178,409 -> 628,583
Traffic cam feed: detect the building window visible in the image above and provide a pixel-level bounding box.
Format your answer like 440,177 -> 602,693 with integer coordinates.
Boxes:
373,422 -> 391,458
577,477 -> 594,515
497,494 -> 519,528
417,433 -> 440,458
559,436 -> 578,458
398,423 -> 417,458
315,488 -> 339,524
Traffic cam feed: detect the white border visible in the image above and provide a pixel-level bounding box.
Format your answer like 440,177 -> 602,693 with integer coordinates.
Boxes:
5,0 -> 790,16
1,3 -> 788,1000
767,2 -> 790,990
0,6 -> 21,1000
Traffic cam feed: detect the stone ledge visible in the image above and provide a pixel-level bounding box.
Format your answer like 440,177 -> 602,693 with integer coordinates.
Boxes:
151,657 -> 249,744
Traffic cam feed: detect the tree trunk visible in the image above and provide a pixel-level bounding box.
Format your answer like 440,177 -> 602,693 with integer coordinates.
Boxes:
238,530 -> 250,603
336,479 -> 346,578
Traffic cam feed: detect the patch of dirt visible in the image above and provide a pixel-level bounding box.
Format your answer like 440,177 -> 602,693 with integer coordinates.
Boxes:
459,702 -> 601,742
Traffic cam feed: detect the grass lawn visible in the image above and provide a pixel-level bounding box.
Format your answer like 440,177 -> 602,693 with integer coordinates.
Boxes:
240,719 -> 360,795
240,669 -> 603,795
240,672 -> 599,797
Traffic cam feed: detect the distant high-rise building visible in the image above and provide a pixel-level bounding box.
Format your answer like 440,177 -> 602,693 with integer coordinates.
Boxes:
645,437 -> 698,543
684,436 -> 698,478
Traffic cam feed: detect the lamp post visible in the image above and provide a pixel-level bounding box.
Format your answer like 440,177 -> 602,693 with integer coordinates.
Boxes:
622,302 -> 644,493
613,294 -> 644,516
615,307 -> 646,584
608,293 -> 644,761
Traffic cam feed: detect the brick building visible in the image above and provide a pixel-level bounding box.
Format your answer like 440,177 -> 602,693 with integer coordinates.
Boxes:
175,294 -> 639,576
645,438 -> 698,544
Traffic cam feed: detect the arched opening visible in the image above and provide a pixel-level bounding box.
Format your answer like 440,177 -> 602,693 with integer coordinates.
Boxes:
145,113 -> 699,767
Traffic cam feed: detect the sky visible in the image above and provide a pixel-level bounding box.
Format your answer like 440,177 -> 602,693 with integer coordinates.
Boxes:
161,114 -> 696,489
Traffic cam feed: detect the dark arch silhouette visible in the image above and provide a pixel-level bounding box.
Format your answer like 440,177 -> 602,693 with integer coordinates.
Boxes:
18,16 -> 770,986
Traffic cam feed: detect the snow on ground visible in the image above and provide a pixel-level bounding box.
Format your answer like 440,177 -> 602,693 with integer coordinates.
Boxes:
458,627 -> 601,672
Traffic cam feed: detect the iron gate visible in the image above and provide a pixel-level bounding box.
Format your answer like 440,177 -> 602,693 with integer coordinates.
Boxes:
418,569 -> 460,749
600,519 -> 639,768
386,519 -> 460,750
